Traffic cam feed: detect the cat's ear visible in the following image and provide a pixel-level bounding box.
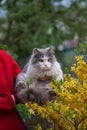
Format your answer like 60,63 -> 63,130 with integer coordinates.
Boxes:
48,46 -> 54,55
33,48 -> 40,56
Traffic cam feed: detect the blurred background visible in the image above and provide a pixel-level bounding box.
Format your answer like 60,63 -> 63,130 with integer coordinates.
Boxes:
0,0 -> 87,129
0,0 -> 87,72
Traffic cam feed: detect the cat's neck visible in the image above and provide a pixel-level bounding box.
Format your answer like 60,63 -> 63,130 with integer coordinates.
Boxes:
37,75 -> 52,82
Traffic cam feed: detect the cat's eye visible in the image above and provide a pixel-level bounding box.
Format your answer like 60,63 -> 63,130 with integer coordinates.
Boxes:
48,58 -> 51,62
39,59 -> 43,62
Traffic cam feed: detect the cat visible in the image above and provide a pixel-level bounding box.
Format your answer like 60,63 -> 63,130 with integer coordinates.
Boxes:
15,47 -> 63,104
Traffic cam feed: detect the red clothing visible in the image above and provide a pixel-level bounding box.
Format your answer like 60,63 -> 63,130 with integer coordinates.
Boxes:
0,50 -> 25,130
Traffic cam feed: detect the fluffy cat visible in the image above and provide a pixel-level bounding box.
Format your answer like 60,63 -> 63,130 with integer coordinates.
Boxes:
15,47 -> 63,104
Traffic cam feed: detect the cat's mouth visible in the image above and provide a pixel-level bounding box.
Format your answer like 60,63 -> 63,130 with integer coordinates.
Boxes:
43,67 -> 49,71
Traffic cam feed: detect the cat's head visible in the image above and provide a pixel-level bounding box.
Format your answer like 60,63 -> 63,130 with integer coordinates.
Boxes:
31,47 -> 56,71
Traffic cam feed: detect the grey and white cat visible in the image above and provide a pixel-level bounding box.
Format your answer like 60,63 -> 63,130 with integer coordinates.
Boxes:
15,47 -> 63,104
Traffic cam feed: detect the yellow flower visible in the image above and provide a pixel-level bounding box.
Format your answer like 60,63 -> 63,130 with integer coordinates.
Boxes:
75,55 -> 84,61
35,124 -> 42,130
28,108 -> 35,115
25,54 -> 87,130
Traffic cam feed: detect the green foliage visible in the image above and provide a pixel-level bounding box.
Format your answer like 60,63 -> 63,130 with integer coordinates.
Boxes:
1,0 -> 87,57
26,77 -> 33,86
0,44 -> 8,50
52,76 -> 63,87
74,43 -> 87,55
26,78 -> 34,95
15,104 -> 31,122
1,0 -> 87,69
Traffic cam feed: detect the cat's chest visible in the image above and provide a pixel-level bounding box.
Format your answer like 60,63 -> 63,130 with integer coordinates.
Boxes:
37,75 -> 52,83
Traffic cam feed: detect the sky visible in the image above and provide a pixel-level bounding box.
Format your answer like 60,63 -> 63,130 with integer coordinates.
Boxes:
0,8 -> 6,18
52,0 -> 71,8
0,0 -> 72,18
0,0 -> 6,5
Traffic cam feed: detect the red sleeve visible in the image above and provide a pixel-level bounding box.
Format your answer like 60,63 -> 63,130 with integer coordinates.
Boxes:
5,51 -> 21,81
0,92 -> 15,114
0,50 -> 21,114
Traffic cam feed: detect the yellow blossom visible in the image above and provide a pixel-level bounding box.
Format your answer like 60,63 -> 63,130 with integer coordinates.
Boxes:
35,124 -> 42,130
28,108 -> 35,115
25,54 -> 87,130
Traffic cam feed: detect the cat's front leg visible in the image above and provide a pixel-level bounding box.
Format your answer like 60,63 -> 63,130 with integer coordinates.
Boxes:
15,72 -> 27,86
15,73 -> 30,103
15,81 -> 29,103
15,72 -> 29,92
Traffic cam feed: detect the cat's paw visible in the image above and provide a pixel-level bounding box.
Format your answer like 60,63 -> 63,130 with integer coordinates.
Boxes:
15,81 -> 28,93
16,87 -> 29,103
17,81 -> 27,88
48,90 -> 59,101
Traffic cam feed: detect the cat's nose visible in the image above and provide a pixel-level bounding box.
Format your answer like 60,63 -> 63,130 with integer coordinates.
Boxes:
44,61 -> 48,65
45,64 -> 47,67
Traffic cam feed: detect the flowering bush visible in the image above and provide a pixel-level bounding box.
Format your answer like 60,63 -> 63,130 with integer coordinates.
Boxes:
25,55 -> 87,130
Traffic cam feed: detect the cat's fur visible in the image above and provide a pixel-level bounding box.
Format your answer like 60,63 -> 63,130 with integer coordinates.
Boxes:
15,47 -> 63,104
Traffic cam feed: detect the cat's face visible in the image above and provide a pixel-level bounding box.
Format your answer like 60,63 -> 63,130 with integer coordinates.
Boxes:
32,47 -> 55,71
38,56 -> 52,70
